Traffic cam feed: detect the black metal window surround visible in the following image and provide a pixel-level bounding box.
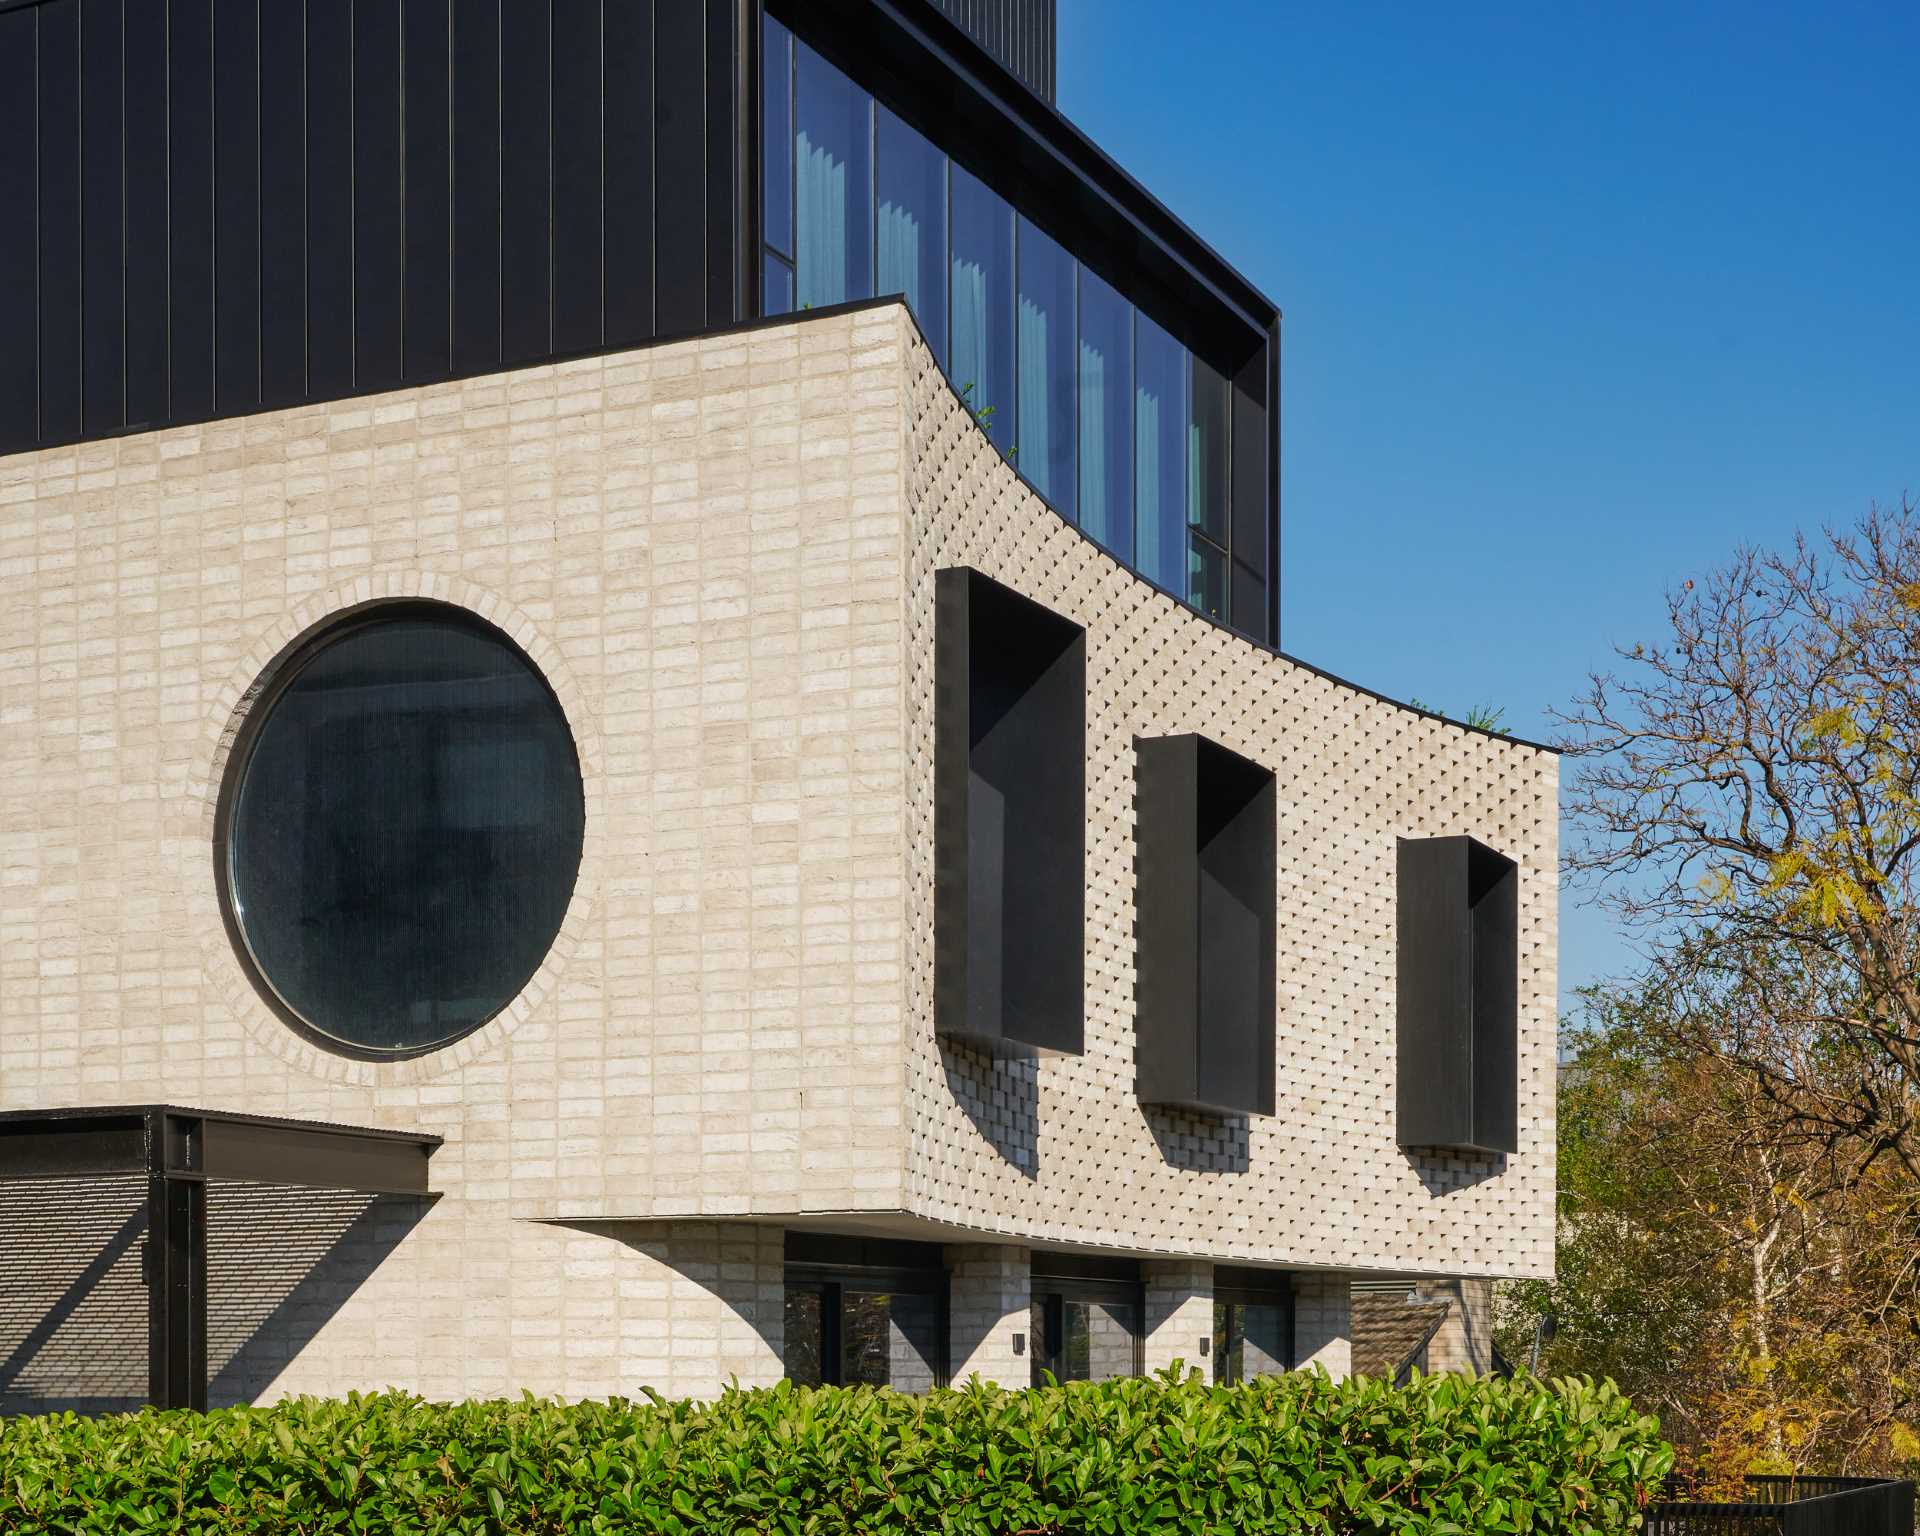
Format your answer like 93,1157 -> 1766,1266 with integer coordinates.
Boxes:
782,1234 -> 950,1390
934,567 -> 1086,1057
1134,735 -> 1277,1117
1212,1268 -> 1294,1385
0,1106 -> 439,1412
758,0 -> 1278,645
1396,836 -> 1520,1155
1028,1254 -> 1144,1385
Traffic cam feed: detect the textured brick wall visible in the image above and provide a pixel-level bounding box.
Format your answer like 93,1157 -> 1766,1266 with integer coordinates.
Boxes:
1293,1273 -> 1352,1378
0,302 -> 1553,1399
896,314 -> 1557,1280
1418,1276 -> 1497,1376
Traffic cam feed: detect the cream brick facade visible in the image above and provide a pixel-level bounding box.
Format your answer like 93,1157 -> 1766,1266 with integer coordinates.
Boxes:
0,303 -> 1552,1403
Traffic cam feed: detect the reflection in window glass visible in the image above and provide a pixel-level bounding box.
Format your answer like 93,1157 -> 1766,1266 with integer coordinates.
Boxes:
761,14 -> 793,259
1190,355 -> 1231,546
794,40 -> 871,309
1077,267 -> 1132,561
763,252 -> 793,316
1189,534 -> 1227,623
1031,1294 -> 1141,1384
950,165 -> 1015,451
1134,313 -> 1187,594
854,1291 -> 940,1393
1016,217 -> 1075,511
785,1288 -> 824,1386
225,610 -> 585,1055
1214,1302 -> 1289,1384
876,107 -> 947,366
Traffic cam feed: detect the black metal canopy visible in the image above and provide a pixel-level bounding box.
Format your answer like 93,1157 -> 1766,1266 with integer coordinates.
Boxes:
0,1105 -> 440,1412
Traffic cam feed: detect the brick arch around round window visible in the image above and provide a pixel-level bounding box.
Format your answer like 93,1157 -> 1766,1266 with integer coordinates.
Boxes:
167,572 -> 605,1088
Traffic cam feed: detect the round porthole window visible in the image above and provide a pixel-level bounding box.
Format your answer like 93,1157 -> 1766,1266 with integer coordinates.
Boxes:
219,604 -> 585,1057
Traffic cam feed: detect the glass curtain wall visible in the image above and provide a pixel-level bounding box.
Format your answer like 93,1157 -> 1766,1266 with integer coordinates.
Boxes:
950,166 -> 1015,450
761,14 -> 1253,632
875,107 -> 947,368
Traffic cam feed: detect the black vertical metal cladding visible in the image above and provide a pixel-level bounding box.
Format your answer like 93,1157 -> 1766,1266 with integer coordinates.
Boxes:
401,0 -> 451,382
498,0 -> 551,364
1396,835 -> 1519,1155
304,0 -> 353,397
653,0 -> 706,336
212,0 -> 260,416
450,0 -> 501,375
1134,735 -> 1276,1116
37,0 -> 83,446
0,8 -> 39,453
934,567 -> 1087,1056
704,0 -> 738,327
353,0 -> 403,391
167,0 -> 214,421
602,0 -> 655,346
80,0 -> 126,438
258,0 -> 307,407
551,0 -> 603,356
122,0 -> 168,429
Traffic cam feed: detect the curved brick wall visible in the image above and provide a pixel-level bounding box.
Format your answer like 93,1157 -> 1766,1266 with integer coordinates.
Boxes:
896,320 -> 1556,1280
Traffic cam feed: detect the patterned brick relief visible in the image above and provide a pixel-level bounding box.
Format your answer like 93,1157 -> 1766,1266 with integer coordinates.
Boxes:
895,314 -> 1556,1280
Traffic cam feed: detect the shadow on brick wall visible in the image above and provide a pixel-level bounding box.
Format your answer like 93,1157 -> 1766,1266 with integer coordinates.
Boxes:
940,1042 -> 1040,1179
1404,1151 -> 1505,1198
209,1188 -> 435,1407
0,1178 -> 431,1414
1143,1106 -> 1252,1173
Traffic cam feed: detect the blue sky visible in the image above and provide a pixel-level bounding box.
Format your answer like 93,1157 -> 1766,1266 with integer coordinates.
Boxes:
1058,0 -> 1920,1014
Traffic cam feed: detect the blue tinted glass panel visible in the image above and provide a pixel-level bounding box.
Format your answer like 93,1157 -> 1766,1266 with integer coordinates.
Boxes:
1016,217 -> 1075,511
764,251 -> 794,315
1190,356 -> 1231,547
794,41 -> 871,308
950,164 -> 1015,450
1135,313 -> 1187,593
1189,534 -> 1227,624
762,14 -> 793,259
876,107 -> 947,365
1077,268 -> 1132,560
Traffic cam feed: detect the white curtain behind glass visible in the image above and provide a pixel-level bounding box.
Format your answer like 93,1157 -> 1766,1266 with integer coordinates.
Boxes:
877,198 -> 923,324
1136,386 -> 1161,576
796,130 -> 848,308
1078,338 -> 1108,545
952,259 -> 990,420
1017,297 -> 1051,500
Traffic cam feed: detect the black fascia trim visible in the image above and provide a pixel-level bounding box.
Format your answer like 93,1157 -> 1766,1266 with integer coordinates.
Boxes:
0,1103 -> 442,1193
766,0 -> 1275,365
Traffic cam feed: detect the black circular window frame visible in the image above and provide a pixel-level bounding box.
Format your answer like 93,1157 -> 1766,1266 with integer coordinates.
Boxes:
214,600 -> 585,1062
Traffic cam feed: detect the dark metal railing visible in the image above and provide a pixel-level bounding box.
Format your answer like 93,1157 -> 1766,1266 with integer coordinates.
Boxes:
1645,1475 -> 1916,1536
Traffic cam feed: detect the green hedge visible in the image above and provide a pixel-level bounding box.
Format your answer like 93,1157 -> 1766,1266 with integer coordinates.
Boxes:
0,1369 -> 1671,1535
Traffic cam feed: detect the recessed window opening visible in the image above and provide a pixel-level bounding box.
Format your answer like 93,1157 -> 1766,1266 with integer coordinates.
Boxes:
217,603 -> 585,1058
1029,1255 -> 1144,1384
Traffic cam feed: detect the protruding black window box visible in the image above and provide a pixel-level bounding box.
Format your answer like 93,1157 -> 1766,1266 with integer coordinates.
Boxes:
1396,836 -> 1519,1154
1134,735 -> 1276,1115
935,567 -> 1085,1055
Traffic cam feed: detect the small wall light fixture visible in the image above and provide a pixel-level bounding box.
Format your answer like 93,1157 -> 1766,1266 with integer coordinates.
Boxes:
1198,1334 -> 1210,1357
1012,1332 -> 1025,1356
